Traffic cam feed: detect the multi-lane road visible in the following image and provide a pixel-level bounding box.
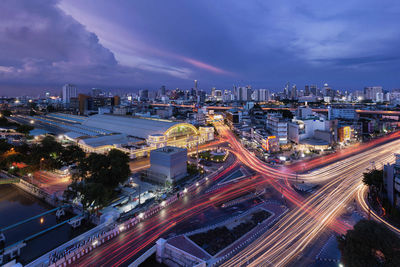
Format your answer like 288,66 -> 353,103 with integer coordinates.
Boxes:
69,122 -> 400,266
216,121 -> 400,266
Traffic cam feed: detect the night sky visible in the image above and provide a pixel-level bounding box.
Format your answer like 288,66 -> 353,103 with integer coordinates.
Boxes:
1,0 -> 400,95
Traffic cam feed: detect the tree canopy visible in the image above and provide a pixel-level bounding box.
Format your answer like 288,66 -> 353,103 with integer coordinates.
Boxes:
337,219 -> 400,267
65,149 -> 131,210
1,135 -> 85,173
16,124 -> 34,136
0,110 -> 11,117
362,169 -> 384,190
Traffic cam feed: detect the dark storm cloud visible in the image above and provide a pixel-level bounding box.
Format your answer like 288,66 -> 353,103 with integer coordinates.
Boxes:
1,0 -> 400,95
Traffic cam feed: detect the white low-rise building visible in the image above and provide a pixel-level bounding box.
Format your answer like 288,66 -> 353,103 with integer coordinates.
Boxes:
146,146 -> 188,185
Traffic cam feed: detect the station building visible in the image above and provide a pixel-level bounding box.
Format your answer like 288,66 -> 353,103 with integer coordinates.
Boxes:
37,113 -> 214,159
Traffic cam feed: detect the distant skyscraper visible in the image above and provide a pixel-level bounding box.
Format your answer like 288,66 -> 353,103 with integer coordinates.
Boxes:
323,83 -> 334,98
291,84 -> 297,100
194,80 -> 198,93
62,84 -> 77,104
254,89 -> 270,101
159,85 -> 166,96
197,90 -> 206,103
310,84 -> 317,96
304,85 -> 310,96
233,85 -> 239,100
91,88 -> 103,97
237,86 -> 252,101
283,82 -> 290,99
211,87 -> 216,97
364,86 -> 383,101
246,86 -> 252,101
139,89 -> 149,100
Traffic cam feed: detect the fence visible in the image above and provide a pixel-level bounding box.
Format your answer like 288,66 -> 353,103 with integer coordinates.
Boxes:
43,166 -> 215,267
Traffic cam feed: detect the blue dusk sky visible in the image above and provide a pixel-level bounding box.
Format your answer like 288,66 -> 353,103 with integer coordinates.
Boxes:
1,0 -> 400,95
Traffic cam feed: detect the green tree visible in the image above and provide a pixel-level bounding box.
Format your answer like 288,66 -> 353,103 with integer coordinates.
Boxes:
61,145 -> 85,165
1,110 -> 11,117
41,136 -> 63,154
16,124 -> 34,136
362,169 -> 384,190
0,139 -> 12,155
337,220 -> 400,267
66,149 -> 130,210
0,116 -> 12,127
25,136 -> 64,170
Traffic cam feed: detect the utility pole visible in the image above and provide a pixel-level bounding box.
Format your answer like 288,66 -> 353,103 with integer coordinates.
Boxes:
138,184 -> 141,205
196,139 -> 199,168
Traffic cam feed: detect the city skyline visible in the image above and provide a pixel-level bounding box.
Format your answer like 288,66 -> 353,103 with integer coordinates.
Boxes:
1,0 -> 400,95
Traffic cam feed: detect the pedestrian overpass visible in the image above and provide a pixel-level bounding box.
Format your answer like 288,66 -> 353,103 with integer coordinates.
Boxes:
0,205 -> 84,265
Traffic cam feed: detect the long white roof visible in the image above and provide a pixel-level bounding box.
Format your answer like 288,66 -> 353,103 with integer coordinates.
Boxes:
79,134 -> 141,147
81,114 -> 182,139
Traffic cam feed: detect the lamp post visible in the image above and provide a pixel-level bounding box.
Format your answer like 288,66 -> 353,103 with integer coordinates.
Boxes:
40,158 -> 44,170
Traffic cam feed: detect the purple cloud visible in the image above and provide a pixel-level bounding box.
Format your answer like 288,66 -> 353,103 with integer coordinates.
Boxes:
1,0 -> 400,95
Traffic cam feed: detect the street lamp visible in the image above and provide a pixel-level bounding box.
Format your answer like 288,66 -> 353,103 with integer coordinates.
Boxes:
40,158 -> 45,170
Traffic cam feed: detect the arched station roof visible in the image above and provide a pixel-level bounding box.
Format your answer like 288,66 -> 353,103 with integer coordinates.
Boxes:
82,114 -> 197,139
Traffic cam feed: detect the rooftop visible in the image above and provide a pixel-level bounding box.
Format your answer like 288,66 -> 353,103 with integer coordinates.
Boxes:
300,138 -> 329,146
79,134 -> 142,148
82,114 -> 183,139
153,146 -> 187,154
167,235 -> 212,261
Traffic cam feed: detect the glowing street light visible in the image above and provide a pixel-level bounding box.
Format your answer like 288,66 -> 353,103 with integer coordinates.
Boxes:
138,213 -> 144,219
161,201 -> 166,207
30,120 -> 35,124
119,225 -> 125,231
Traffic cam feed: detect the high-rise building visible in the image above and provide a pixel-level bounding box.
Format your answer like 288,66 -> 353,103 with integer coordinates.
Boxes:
291,85 -> 297,100
383,154 -> 400,210
323,83 -> 335,98
266,113 -> 288,144
310,85 -> 317,96
62,84 -> 77,104
211,87 -> 216,98
364,86 -> 383,101
304,85 -> 310,96
194,80 -> 198,93
139,89 -> 149,100
197,90 -> 206,103
159,85 -> 166,96
254,89 -> 270,101
245,86 -> 252,101
78,94 -> 90,114
91,88 -> 103,97
283,82 -> 290,98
